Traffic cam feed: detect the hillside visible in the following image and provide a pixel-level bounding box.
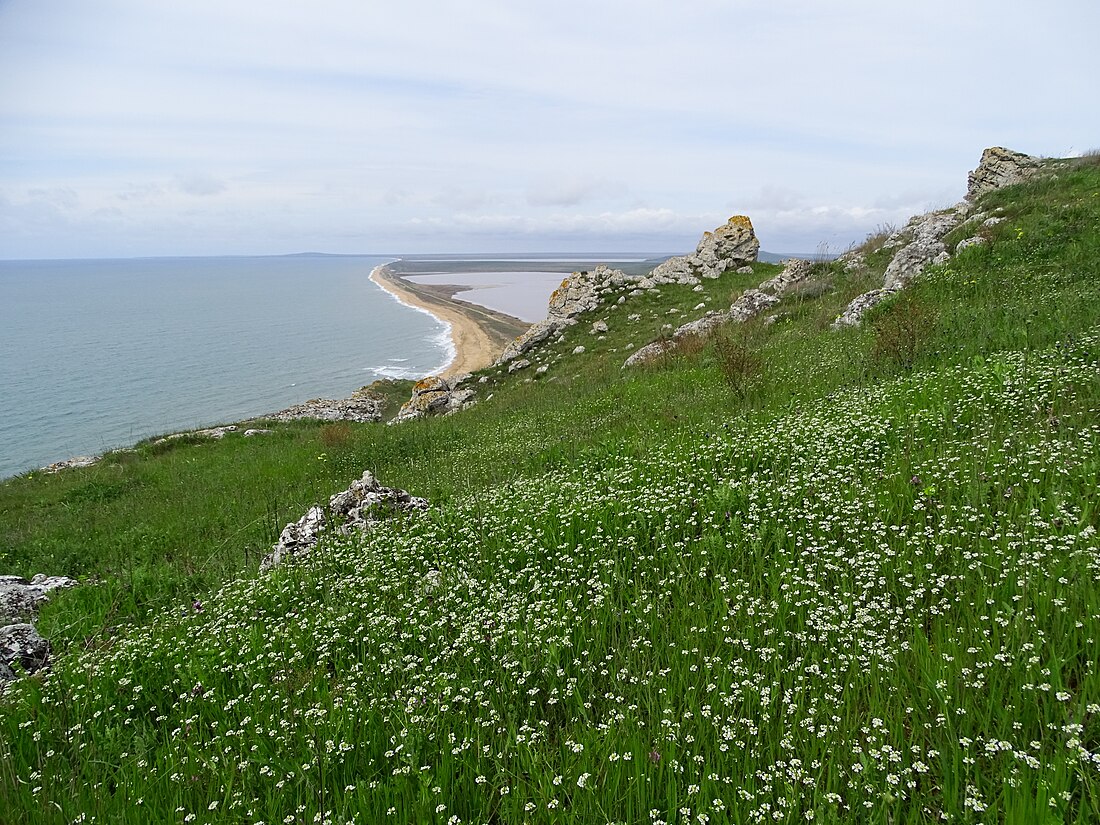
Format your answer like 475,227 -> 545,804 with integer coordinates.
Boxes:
2,148 -> 1099,823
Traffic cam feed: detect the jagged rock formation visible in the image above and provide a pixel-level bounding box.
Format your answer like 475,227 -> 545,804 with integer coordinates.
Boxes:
0,574 -> 77,682
262,470 -> 428,569
966,146 -> 1043,201
623,259 -> 814,367
833,147 -> 1046,328
391,375 -> 476,423
650,216 -> 760,282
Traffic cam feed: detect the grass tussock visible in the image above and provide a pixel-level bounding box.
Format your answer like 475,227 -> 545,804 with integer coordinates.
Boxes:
1,158 -> 1099,823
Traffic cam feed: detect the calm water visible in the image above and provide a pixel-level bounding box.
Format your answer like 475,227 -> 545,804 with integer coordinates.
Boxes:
0,256 -> 451,478
404,271 -> 566,323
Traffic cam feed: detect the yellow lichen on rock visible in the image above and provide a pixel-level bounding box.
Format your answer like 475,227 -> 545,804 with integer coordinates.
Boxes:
726,215 -> 754,231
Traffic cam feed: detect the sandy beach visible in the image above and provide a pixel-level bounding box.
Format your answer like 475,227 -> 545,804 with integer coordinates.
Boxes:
370,264 -> 530,377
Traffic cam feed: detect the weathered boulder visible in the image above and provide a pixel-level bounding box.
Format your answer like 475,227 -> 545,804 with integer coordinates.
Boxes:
729,289 -> 781,322
955,236 -> 987,253
882,210 -> 961,291
967,147 -> 1042,201
622,340 -> 677,368
262,470 -> 428,569
831,288 -> 898,328
757,258 -> 815,296
392,376 -> 475,423
508,359 -> 531,373
0,623 -> 50,677
672,310 -> 731,339
650,216 -> 760,283
692,215 -> 761,278
0,574 -> 78,619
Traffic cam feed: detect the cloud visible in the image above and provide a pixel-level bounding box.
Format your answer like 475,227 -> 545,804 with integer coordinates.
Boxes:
526,178 -> 628,208
1,1 -> 1098,257
26,187 -> 79,210
175,174 -> 226,197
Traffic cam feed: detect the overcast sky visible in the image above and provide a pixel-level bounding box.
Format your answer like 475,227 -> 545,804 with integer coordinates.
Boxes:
1,0 -> 1097,259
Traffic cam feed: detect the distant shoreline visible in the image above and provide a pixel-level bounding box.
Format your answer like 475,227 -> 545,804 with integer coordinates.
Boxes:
369,263 -> 530,377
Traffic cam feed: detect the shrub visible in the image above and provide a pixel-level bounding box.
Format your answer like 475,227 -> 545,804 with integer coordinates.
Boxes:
871,293 -> 935,370
712,332 -> 762,398
318,421 -> 354,449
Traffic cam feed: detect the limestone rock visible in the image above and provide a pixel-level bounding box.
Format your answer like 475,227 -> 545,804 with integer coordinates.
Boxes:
756,259 -> 814,296
263,388 -> 384,424
729,289 -> 781,322
572,345 -> 586,355
650,216 -> 760,283
154,425 -> 238,445
263,470 -> 428,569
831,288 -> 898,329
591,320 -> 608,334
674,310 -> 731,339
508,359 -> 531,373
623,340 -> 677,367
691,216 -> 761,278
955,236 -> 987,253
392,375 -> 476,423
882,211 -> 961,291
496,265 -> 637,365
41,455 -> 100,474
0,624 -> 50,678
0,575 -> 77,619
967,147 -> 1042,201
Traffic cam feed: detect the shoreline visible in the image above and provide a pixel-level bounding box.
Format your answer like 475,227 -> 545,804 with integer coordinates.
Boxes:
369,263 -> 528,378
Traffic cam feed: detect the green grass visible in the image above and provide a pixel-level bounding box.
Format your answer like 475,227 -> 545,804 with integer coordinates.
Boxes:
1,161 -> 1099,824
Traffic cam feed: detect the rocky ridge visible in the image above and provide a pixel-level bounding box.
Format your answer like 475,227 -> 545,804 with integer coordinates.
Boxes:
623,259 -> 814,367
832,146 -> 1049,328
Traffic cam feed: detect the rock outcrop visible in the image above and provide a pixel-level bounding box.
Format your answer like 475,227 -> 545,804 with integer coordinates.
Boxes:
496,219 -> 761,369
650,216 -> 760,282
833,147 -> 1045,328
262,470 -> 429,569
0,574 -> 78,619
967,146 -> 1043,201
0,574 -> 76,683
495,265 -> 639,365
0,624 -> 50,679
391,375 -> 476,423
262,388 -> 385,424
624,259 -> 813,367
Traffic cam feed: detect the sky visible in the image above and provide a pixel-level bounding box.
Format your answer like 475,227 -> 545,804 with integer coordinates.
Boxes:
1,0 -> 1098,259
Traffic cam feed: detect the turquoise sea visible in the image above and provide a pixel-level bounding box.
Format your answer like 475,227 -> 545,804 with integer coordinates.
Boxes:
0,256 -> 451,479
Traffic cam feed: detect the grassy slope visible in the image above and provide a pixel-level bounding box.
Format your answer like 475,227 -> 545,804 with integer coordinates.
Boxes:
1,160 -> 1099,823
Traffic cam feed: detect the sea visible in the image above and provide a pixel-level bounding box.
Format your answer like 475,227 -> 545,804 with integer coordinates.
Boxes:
0,255 -> 454,479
